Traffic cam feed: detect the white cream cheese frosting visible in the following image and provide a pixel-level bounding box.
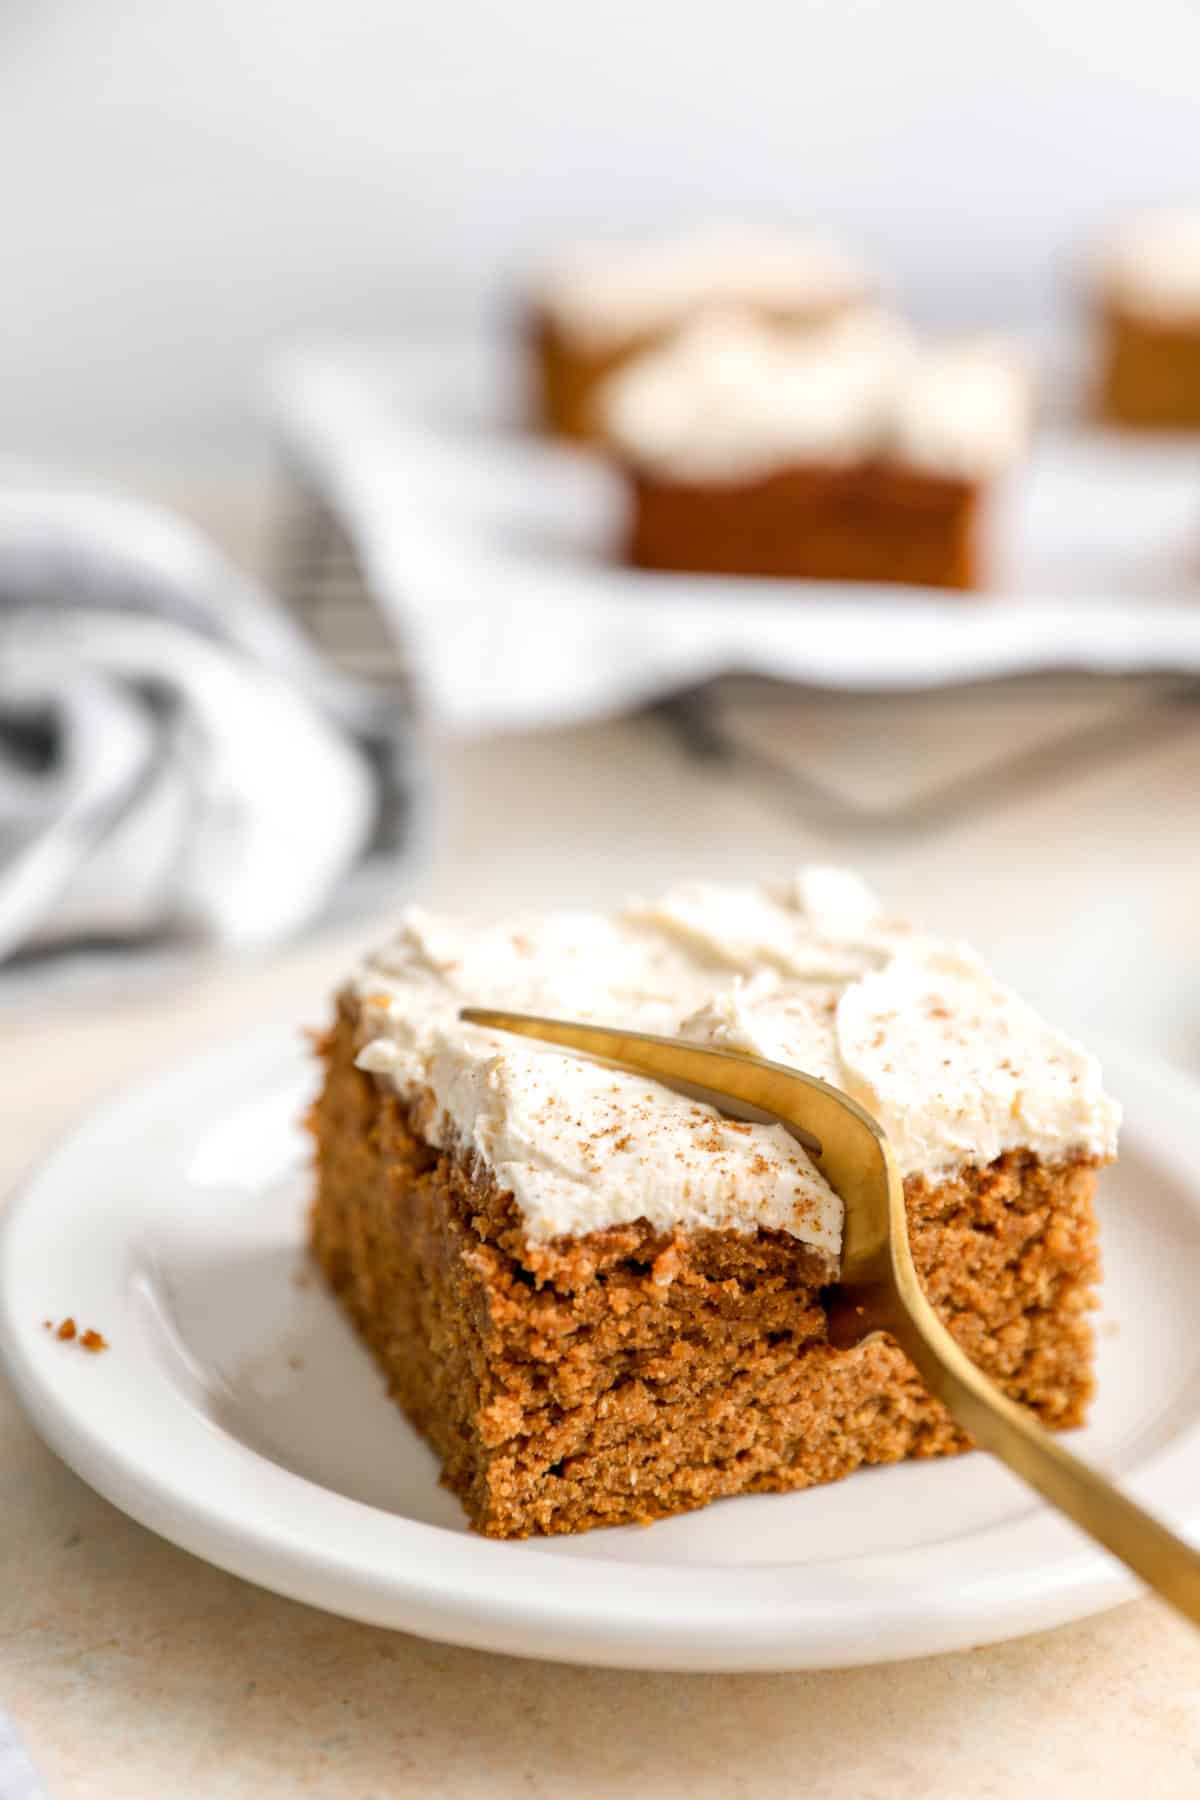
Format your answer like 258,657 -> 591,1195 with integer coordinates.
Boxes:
600,311 -> 1030,482
349,870 -> 1118,1257
534,228 -> 870,349
1100,210 -> 1200,321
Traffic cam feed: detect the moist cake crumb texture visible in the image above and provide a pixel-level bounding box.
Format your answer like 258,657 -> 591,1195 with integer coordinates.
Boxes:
310,867 -> 1116,1537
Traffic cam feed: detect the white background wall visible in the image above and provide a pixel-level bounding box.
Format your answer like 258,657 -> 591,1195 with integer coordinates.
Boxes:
3,0 -> 1200,468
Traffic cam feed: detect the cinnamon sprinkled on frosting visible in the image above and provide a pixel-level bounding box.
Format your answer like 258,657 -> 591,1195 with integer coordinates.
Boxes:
351,869 -> 1118,1254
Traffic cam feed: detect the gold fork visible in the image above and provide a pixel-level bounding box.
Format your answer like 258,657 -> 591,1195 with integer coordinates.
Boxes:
461,1007 -> 1200,1628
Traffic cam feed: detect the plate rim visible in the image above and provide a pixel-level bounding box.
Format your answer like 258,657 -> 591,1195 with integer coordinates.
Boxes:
5,1027 -> 1200,1671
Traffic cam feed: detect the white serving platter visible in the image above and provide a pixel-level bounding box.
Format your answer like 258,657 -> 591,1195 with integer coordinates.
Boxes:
270,334 -> 1200,734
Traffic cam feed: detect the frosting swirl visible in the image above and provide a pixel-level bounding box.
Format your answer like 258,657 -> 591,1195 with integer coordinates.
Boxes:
600,311 -> 1030,481
351,868 -> 1118,1253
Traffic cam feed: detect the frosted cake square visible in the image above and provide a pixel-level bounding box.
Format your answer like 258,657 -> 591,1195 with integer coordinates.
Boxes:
1095,211 -> 1200,429
598,311 -> 1030,591
309,869 -> 1115,1537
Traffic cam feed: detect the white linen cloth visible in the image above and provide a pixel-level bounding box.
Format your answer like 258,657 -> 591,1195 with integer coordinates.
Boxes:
0,483 -> 417,967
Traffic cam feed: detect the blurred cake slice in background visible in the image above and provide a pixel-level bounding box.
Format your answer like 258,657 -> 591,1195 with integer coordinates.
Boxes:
1096,209 -> 1200,428
599,309 -> 1030,591
529,226 -> 871,441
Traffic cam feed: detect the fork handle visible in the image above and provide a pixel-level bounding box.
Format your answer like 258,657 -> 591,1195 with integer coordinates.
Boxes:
887,1297 -> 1200,1628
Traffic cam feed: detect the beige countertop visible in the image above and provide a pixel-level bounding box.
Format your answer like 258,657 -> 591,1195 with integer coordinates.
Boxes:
5,487 -> 1200,1794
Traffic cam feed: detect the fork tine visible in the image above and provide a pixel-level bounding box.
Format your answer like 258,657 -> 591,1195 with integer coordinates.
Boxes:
459,1006 -> 903,1274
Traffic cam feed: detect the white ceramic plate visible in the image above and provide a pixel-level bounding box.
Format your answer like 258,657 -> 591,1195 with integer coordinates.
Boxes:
3,1031 -> 1200,1671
